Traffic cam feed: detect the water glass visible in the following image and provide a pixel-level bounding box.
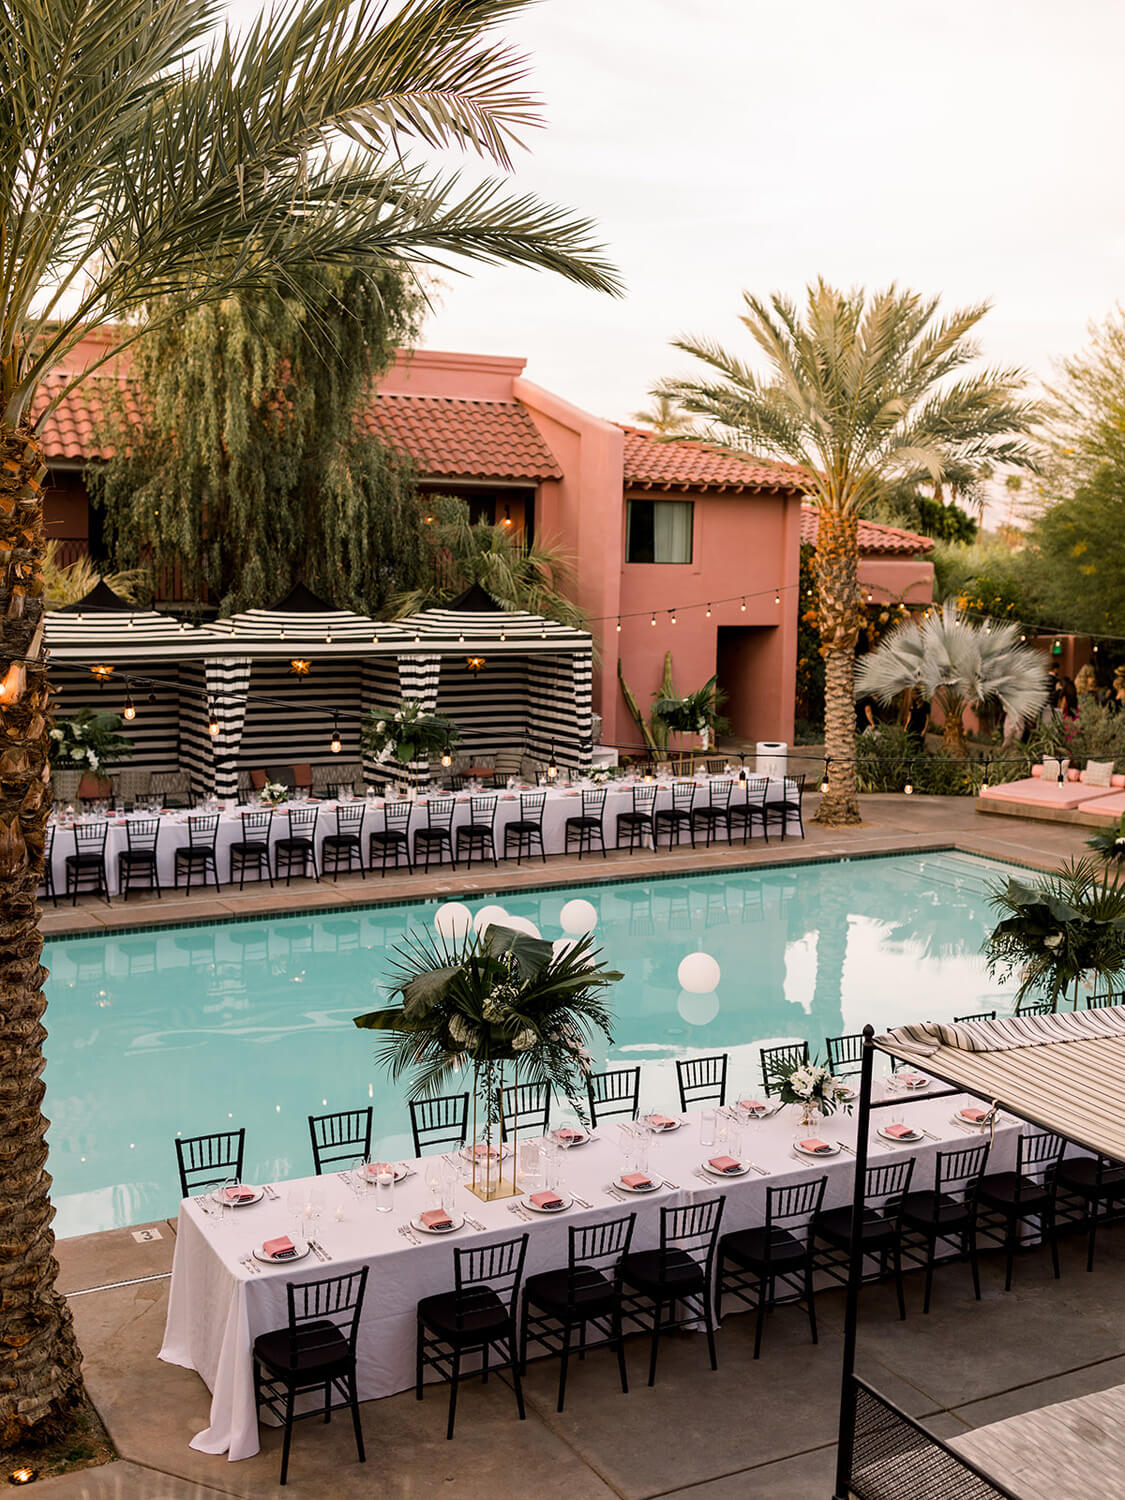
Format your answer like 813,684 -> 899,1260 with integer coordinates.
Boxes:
700,1109 -> 717,1149
517,1140 -> 544,1192
375,1167 -> 395,1213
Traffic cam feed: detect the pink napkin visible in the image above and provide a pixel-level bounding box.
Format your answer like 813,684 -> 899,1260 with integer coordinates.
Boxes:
708,1154 -> 742,1173
740,1099 -> 769,1114
884,1123 -> 915,1139
222,1185 -> 257,1202
263,1235 -> 295,1258
420,1208 -> 452,1230
799,1139 -> 833,1154
470,1143 -> 501,1159
502,794 -> 517,801
621,1172 -> 653,1189
898,1072 -> 928,1087
959,1107 -> 987,1123
530,1190 -> 564,1209
647,1114 -> 676,1129
556,1127 -> 585,1142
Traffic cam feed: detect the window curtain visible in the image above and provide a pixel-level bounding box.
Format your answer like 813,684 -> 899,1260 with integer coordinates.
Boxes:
654,501 -> 692,562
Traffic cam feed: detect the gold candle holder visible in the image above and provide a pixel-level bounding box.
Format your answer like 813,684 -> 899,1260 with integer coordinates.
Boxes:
467,1060 -> 520,1202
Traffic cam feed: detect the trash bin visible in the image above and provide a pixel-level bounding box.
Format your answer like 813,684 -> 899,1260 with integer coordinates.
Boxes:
755,741 -> 788,779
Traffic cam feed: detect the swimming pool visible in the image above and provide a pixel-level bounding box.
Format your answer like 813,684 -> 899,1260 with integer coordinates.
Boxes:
42,850 -> 1028,1237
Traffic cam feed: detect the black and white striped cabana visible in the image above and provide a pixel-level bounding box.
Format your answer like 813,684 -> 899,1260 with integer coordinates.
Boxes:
44,582 -> 218,787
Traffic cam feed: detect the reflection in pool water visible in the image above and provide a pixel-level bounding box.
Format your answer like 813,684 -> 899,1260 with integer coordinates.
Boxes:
43,850 -> 1025,1236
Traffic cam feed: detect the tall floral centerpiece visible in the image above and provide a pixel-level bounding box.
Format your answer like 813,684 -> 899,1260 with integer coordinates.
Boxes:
360,700 -> 460,787
769,1056 -> 855,1129
48,707 -> 132,794
651,675 -> 729,755
985,856 -> 1125,1012
354,923 -> 621,1201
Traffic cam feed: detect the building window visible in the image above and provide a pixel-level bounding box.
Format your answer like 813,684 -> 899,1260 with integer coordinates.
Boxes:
626,499 -> 694,564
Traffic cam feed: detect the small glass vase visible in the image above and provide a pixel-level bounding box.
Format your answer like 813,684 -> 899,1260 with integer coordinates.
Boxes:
798,1099 -> 823,1130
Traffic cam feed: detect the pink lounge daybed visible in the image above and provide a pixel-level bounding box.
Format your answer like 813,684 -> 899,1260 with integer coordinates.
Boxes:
1077,790 -> 1125,820
979,778 -> 1121,811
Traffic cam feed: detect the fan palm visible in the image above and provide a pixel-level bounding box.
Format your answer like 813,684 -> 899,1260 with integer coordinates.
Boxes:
854,602 -> 1048,758
656,281 -> 1039,823
0,0 -> 618,1442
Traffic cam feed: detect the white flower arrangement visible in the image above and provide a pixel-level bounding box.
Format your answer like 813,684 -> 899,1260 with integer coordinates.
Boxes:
769,1057 -> 854,1116
259,781 -> 289,806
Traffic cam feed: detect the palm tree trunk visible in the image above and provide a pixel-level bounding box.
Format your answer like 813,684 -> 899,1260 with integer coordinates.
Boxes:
939,692 -> 969,758
813,510 -> 861,826
0,425 -> 85,1444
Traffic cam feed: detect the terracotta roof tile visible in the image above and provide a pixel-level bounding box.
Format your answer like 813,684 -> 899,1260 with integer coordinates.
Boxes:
800,505 -> 935,556
364,394 -> 562,482
32,372 -> 134,462
620,425 -> 804,492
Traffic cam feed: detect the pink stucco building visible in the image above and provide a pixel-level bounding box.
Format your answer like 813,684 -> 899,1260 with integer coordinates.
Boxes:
36,342 -> 935,752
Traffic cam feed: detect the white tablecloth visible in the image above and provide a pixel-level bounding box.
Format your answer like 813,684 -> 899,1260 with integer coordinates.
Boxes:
49,778 -> 803,895
159,1088 -> 1018,1461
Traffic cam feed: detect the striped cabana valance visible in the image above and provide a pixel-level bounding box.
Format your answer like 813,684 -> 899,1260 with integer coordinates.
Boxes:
44,581 -> 204,662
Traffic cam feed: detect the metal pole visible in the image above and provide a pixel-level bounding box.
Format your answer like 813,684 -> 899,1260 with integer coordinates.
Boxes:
833,1023 -> 876,1499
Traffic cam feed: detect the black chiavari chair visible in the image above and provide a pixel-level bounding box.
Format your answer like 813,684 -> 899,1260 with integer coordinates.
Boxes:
455,794 -> 498,869
815,1159 -> 915,1319
369,801 -> 412,874
409,1093 -> 470,1157
654,781 -> 696,850
175,1128 -> 245,1198
414,796 -> 457,873
977,1130 -> 1064,1290
503,791 -> 547,865
174,813 -> 221,893
564,788 -> 607,859
586,1066 -> 641,1128
497,1081 -> 551,1142
118,817 -> 161,899
615,783 -> 658,852
690,778 -> 733,846
675,1053 -> 728,1111
321,802 -> 366,880
65,820 -> 111,904
760,1041 -> 809,1098
900,1141 -> 991,1312
275,806 -> 320,885
619,1197 -> 725,1385
230,808 -> 273,888
719,1175 -> 828,1358
308,1107 -> 373,1175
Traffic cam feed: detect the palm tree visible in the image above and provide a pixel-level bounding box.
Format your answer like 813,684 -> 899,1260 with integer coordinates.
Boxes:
0,0 -> 618,1442
629,394 -> 693,435
656,281 -> 1039,824
854,603 -> 1048,757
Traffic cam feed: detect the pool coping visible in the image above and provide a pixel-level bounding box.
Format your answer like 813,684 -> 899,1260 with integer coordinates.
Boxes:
40,836 -> 1049,944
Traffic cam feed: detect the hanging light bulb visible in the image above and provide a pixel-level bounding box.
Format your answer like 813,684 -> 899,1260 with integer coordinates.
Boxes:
774,588 -> 780,605
440,746 -> 452,769
670,608 -> 677,625
981,758 -> 991,792
325,633 -> 333,645
866,590 -> 873,604
650,613 -> 656,627
740,597 -> 746,612
123,692 -> 136,722
207,702 -> 220,737
546,748 -> 558,780
737,758 -> 747,784
904,778 -> 914,795
616,618 -> 622,633
706,603 -> 712,618
127,615 -> 134,629
819,757 -> 830,795
330,716 -> 342,754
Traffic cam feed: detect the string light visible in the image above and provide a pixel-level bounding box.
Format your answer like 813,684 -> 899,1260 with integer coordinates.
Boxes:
981,758 -> 990,792
670,609 -> 677,625
774,588 -> 780,605
903,778 -> 914,795
546,748 -> 558,781
650,613 -> 656,627
440,746 -> 453,769
123,692 -> 136,721
616,618 -> 622,633
819,758 -> 830,795
740,597 -> 746,612
330,715 -> 342,755
207,701 -> 220,737
706,603 -> 712,617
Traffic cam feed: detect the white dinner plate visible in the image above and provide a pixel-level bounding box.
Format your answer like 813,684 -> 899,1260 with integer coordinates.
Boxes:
460,1143 -> 512,1164
877,1126 -> 923,1145
361,1163 -> 411,1184
737,1100 -> 780,1118
522,1193 -> 572,1214
643,1117 -> 683,1133
214,1186 -> 264,1208
700,1159 -> 751,1179
410,1213 -> 465,1235
793,1141 -> 842,1159
252,1239 -> 312,1264
614,1174 -> 661,1193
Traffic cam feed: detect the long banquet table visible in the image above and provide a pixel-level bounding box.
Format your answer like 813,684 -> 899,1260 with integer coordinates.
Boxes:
50,776 -> 803,896
160,1087 -> 1020,1461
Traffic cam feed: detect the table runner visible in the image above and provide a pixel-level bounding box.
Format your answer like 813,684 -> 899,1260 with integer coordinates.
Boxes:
159,1087 -> 1018,1461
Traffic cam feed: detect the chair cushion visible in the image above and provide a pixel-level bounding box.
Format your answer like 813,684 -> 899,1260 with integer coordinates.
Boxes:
505,821 -> 542,835
175,846 -> 214,860
620,1246 -> 704,1294
977,1173 -> 1050,1210
901,1191 -> 972,1231
417,1286 -> 509,1343
253,1320 -> 350,1377
721,1225 -> 806,1270
1057,1159 -> 1125,1198
817,1206 -> 896,1249
276,836 -> 314,849
322,833 -> 360,846
65,852 -> 105,866
524,1265 -> 616,1316
565,816 -> 602,828
230,841 -> 270,856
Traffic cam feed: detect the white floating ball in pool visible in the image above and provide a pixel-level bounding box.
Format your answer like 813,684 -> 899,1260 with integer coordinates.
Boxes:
434,901 -> 473,940
678,951 -> 721,994
560,898 -> 598,936
552,936 -> 579,961
504,915 -> 542,939
474,904 -> 508,935
677,988 -> 720,1026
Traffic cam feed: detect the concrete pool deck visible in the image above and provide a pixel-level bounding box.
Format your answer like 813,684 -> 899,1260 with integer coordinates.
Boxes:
35,1217 -> 1125,1498
39,793 -> 1094,940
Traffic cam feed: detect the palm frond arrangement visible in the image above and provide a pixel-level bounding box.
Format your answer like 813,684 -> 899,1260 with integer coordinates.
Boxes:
354,924 -> 622,1122
48,709 -> 133,773
651,675 -> 729,751
1087,815 -> 1125,864
854,602 -> 1048,757
360,701 -> 459,766
984,857 -> 1125,1011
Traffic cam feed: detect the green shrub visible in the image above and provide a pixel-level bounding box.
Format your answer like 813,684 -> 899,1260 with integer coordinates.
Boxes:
854,724 -> 986,795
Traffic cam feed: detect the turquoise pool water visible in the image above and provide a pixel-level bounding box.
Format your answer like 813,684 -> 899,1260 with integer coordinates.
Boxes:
42,850 -> 1028,1237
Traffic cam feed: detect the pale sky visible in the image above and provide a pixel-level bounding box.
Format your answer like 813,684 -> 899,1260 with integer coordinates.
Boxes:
232,0 -> 1125,428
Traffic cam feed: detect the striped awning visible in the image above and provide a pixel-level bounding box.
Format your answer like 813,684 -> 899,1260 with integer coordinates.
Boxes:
197,583 -> 393,658
877,1008 -> 1125,1165
396,584 -> 592,655
45,581 -> 204,662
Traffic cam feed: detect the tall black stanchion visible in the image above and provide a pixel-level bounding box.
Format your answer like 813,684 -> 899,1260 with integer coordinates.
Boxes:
832,1023 -> 876,1499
